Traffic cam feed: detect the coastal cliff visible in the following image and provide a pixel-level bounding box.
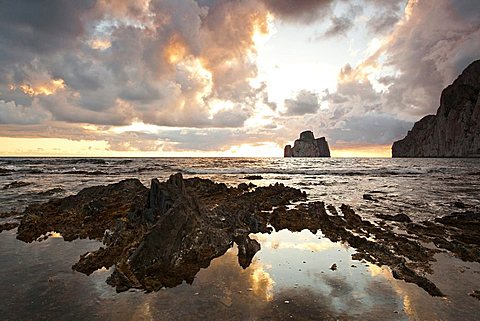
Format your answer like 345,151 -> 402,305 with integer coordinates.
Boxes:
392,60 -> 480,157
284,131 -> 330,157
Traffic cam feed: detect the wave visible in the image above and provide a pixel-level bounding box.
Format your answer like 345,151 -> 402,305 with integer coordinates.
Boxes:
180,167 -> 430,177
60,170 -> 110,176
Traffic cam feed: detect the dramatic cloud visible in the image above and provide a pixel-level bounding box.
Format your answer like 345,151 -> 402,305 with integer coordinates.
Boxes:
0,0 -> 479,155
284,90 -> 320,116
260,0 -> 334,24
317,0 -> 480,147
322,16 -> 354,38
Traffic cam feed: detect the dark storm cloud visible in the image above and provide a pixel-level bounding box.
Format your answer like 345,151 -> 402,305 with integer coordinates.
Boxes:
363,0 -> 404,34
0,0 -> 95,60
260,0 -> 334,23
322,16 -> 354,38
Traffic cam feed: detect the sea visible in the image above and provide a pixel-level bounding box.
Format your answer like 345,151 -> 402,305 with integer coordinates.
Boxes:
1,157 -> 480,320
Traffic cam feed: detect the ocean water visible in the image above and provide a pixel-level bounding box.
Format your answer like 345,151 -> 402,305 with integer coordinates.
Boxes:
1,157 -> 480,320
1,157 -> 480,219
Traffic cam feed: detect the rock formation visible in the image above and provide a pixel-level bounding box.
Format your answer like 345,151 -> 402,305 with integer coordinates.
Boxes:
284,131 -> 330,157
392,60 -> 480,157
14,174 -> 480,297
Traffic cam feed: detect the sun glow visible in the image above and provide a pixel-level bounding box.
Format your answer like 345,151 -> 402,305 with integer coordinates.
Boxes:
90,39 -> 112,50
10,79 -> 66,96
224,142 -> 283,157
331,145 -> 392,158
165,35 -> 187,65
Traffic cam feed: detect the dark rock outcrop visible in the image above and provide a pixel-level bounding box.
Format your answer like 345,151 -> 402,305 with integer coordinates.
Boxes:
17,174 -> 305,292
392,60 -> 480,157
14,174 -> 480,298
284,131 -> 330,157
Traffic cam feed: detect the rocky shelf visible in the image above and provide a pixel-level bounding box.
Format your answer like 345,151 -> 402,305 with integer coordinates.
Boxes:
12,174 -> 480,297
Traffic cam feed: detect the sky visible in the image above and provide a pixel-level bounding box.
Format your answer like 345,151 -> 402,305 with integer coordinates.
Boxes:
0,0 -> 479,157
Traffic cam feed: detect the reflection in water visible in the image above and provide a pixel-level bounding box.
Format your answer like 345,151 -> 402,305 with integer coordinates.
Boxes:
1,226 -> 479,320
249,261 -> 274,301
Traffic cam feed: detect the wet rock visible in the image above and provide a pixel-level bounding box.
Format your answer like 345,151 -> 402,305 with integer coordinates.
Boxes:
330,263 -> 337,271
0,222 -> 19,233
17,179 -> 148,242
14,174 -> 478,298
37,188 -> 65,196
326,204 -> 338,215
3,181 -> 32,189
17,173 -> 305,292
0,211 -> 20,218
61,170 -> 108,175
453,201 -> 466,208
242,175 -> 263,180
391,263 -> 443,297
236,235 -> 261,269
340,204 -> 363,226
469,290 -> 480,301
363,194 -> 377,202
375,213 -> 412,223
238,183 -> 249,191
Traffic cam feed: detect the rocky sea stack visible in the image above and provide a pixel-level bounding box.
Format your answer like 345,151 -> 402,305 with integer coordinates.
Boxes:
392,60 -> 480,157
284,131 -> 330,157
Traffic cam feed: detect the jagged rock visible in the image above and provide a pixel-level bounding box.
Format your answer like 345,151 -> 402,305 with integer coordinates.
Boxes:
393,60 -> 480,157
375,213 -> 412,223
235,235 -> 261,269
470,290 -> 480,301
0,222 -> 19,233
242,175 -> 263,180
16,179 -> 148,242
284,131 -> 330,157
16,173 -> 306,292
14,174 -> 480,298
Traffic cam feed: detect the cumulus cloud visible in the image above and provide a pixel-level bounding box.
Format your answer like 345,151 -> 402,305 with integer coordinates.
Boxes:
322,16 -> 354,38
284,90 -> 320,116
0,0 -> 274,131
1,0 -> 479,153
260,0 -> 334,24
325,113 -> 412,145
317,0 -> 480,148
364,0 -> 404,34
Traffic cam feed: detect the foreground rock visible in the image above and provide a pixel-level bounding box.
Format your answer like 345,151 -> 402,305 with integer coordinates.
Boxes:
284,131 -> 330,157
392,60 -> 480,157
18,174 -> 305,292
15,174 -> 480,297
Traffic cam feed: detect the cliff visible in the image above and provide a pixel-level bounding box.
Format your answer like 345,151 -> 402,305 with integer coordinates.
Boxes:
284,131 -> 330,157
392,60 -> 480,157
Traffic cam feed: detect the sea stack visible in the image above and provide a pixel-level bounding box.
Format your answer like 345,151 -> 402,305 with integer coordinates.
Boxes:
284,131 -> 330,157
392,60 -> 480,157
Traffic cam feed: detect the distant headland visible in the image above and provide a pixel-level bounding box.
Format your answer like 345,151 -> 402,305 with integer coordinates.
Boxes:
392,60 -> 480,157
284,131 -> 331,157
